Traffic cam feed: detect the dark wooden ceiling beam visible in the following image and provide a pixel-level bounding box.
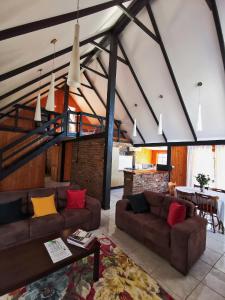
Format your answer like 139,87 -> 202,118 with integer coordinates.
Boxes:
118,39 -> 167,142
0,73 -> 66,113
80,64 -> 107,79
118,4 -> 159,43
0,30 -> 108,82
134,139 -> 225,147
97,57 -> 145,144
146,3 -> 197,142
209,0 -> 225,73
0,0 -> 130,41
91,41 -> 128,65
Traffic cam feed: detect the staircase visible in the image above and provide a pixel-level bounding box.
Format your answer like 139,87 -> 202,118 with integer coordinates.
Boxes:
0,109 -> 128,181
0,113 -> 66,181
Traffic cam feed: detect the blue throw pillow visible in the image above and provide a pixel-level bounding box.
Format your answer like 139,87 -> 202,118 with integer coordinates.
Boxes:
127,193 -> 149,213
0,198 -> 25,225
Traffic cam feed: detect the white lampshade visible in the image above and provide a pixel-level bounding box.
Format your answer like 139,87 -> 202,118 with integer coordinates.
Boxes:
132,119 -> 137,137
34,93 -> 42,122
46,73 -> 55,111
197,103 -> 203,131
67,23 -> 80,88
158,113 -> 163,135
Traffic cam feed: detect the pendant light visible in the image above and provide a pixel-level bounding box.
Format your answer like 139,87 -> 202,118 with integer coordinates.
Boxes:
132,104 -> 138,137
67,0 -> 80,88
34,69 -> 42,122
158,95 -> 163,135
196,82 -> 203,132
46,39 -> 57,111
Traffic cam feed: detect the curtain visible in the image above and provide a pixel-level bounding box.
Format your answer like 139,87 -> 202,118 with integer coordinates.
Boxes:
215,145 -> 225,189
187,146 -> 214,187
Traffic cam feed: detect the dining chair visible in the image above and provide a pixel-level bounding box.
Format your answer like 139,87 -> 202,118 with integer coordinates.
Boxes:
176,190 -> 197,214
195,193 -> 219,233
168,182 -> 176,196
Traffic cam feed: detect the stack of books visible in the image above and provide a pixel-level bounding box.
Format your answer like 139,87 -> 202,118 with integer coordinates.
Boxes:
67,229 -> 95,248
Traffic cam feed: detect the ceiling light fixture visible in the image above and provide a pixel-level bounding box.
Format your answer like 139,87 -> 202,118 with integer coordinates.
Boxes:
132,104 -> 138,137
196,82 -> 203,132
46,39 -> 57,111
158,95 -> 163,135
67,0 -> 80,88
34,68 -> 42,122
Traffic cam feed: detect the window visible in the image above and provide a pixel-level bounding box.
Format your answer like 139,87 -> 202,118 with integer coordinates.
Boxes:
157,153 -> 167,165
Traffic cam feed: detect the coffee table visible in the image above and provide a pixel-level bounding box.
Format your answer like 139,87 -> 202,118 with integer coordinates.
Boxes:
0,228 -> 100,296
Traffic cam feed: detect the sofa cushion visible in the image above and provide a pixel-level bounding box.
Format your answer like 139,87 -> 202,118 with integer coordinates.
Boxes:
61,209 -> 90,229
31,195 -> 58,217
0,191 -> 28,215
161,196 -> 195,220
167,202 -> 186,226
56,185 -> 79,210
66,189 -> 86,209
29,214 -> 64,239
0,220 -> 29,249
0,198 -> 26,225
144,215 -> 171,249
144,191 -> 165,217
127,193 -> 149,213
28,188 -> 56,216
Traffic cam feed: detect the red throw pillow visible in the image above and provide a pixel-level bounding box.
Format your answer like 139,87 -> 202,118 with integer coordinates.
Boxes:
66,189 -> 86,209
167,202 -> 186,226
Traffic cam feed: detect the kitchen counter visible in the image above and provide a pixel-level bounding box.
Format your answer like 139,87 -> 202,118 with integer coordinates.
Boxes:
123,169 -> 169,197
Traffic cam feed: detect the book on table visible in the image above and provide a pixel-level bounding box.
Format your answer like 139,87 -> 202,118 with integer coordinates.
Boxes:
44,238 -> 72,263
67,229 -> 95,248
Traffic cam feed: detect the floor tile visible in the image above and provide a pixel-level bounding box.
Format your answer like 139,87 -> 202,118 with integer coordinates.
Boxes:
215,254 -> 225,274
189,259 -> 212,281
152,261 -> 199,299
200,247 -> 222,266
187,283 -> 225,300
206,236 -> 225,254
203,267 -> 225,297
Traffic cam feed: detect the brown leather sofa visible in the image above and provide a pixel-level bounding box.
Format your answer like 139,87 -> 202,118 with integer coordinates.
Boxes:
116,191 -> 207,275
0,186 -> 101,250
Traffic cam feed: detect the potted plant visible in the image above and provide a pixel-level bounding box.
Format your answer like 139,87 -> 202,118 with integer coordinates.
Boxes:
195,173 -> 210,192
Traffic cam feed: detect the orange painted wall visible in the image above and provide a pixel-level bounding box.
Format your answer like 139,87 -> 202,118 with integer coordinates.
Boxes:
136,148 -> 167,165
136,148 -> 152,164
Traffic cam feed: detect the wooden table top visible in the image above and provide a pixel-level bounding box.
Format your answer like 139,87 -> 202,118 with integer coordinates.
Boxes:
0,228 -> 100,296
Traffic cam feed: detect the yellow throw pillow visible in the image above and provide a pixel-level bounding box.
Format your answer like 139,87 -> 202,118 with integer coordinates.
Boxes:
31,194 -> 57,218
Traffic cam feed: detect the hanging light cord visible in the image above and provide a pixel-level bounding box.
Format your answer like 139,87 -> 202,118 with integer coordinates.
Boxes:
76,0 -> 80,23
53,42 -> 56,72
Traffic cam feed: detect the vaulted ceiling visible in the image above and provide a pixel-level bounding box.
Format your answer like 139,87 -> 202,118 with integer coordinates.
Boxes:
0,0 -> 224,145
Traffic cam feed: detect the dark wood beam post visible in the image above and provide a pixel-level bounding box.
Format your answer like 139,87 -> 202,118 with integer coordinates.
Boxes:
97,57 -> 146,144
102,33 -> 118,210
167,145 -> 172,181
209,0 -> 225,73
146,3 -> 197,142
118,39 -> 167,143
63,83 -> 69,135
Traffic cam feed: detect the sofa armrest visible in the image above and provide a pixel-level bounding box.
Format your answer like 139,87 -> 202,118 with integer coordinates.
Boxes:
85,195 -> 101,230
170,216 -> 207,274
115,199 -> 129,229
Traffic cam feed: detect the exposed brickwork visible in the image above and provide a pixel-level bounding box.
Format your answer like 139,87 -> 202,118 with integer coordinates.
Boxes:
123,171 -> 169,197
71,138 -> 105,203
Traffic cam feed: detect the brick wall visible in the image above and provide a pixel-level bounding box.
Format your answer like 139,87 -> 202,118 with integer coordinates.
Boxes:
123,171 -> 169,197
71,137 -> 105,202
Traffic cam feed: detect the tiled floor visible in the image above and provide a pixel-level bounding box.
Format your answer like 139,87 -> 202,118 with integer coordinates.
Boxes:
92,188 -> 225,300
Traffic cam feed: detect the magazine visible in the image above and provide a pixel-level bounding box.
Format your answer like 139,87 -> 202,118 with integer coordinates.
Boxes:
67,229 -> 95,248
44,238 -> 72,263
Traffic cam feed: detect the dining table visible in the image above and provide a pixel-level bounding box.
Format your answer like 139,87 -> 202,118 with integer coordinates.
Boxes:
176,186 -> 225,228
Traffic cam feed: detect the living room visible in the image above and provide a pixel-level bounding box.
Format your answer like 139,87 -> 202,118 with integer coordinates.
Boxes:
0,0 -> 225,299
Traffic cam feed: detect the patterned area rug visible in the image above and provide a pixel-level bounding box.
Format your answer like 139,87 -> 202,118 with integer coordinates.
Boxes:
1,236 -> 173,300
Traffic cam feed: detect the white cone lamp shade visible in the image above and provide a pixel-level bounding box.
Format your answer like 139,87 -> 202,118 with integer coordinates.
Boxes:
46,73 -> 55,111
132,119 -> 137,137
158,113 -> 163,135
34,93 -> 42,122
197,103 -> 203,131
67,23 -> 80,88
